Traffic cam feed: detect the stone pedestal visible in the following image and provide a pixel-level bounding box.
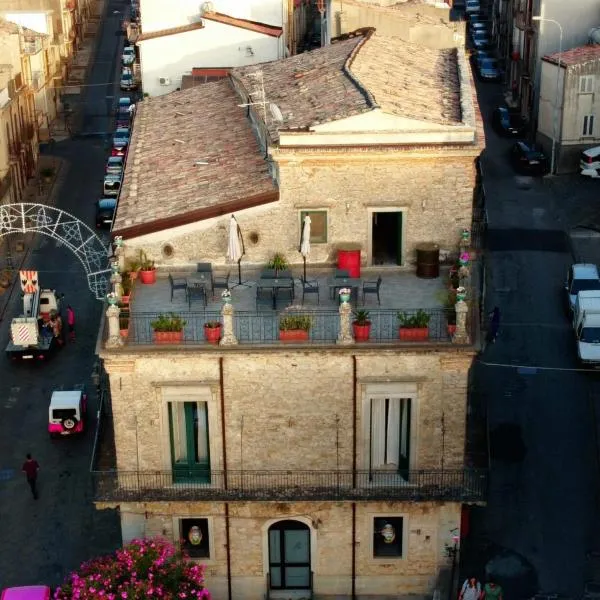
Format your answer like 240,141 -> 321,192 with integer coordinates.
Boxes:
337,301 -> 354,345
452,300 -> 469,344
105,304 -> 124,348
220,303 -> 238,346
111,271 -> 123,300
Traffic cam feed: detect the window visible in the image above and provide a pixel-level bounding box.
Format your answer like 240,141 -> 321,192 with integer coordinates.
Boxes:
300,210 -> 327,243
580,75 -> 594,94
369,397 -> 411,474
180,518 -> 210,558
373,517 -> 404,558
583,115 -> 595,137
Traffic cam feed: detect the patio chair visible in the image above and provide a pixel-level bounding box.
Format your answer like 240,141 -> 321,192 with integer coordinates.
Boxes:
362,276 -> 382,305
196,262 -> 213,274
300,276 -> 319,305
168,274 -> 187,302
213,271 -> 230,297
256,286 -> 273,310
335,269 -> 350,278
187,285 -> 206,309
277,285 -> 294,307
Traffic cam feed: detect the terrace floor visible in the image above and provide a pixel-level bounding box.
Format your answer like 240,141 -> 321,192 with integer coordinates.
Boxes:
121,266 -> 456,345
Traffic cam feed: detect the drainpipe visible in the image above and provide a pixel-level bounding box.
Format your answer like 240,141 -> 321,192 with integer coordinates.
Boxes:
351,502 -> 356,600
219,357 -> 232,600
352,355 -> 357,488
225,502 -> 233,600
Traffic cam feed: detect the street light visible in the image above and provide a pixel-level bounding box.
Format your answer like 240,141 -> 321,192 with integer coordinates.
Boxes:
532,16 -> 563,175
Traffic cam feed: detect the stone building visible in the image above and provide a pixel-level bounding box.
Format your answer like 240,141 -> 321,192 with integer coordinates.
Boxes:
93,28 -> 486,600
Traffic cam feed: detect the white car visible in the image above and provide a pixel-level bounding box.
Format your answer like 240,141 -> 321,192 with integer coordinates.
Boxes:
465,0 -> 481,14
565,263 -> 600,313
580,146 -> 600,177
122,46 -> 135,66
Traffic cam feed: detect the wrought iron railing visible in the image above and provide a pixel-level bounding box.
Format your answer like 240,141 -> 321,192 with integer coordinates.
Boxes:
91,469 -> 487,503
119,308 -> 455,346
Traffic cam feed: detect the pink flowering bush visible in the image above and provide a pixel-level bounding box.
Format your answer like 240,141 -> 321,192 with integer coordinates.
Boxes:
54,538 -> 211,599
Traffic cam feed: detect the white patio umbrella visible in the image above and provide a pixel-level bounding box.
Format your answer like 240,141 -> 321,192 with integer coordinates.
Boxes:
227,215 -> 246,286
300,215 -> 311,281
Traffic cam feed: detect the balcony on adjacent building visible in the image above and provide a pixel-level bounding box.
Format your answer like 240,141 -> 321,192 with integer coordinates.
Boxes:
22,37 -> 43,55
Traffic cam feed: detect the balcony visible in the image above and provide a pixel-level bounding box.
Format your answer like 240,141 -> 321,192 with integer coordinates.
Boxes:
22,38 -> 43,55
91,469 -> 488,503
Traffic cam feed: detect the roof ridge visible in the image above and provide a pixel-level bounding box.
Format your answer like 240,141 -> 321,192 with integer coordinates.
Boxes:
342,27 -> 378,110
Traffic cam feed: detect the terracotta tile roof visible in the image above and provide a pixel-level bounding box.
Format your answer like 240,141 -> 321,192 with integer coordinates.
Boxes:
113,80 -> 278,238
137,21 -> 204,42
232,29 -> 462,141
350,33 -> 461,125
544,44 -> 600,67
202,12 -> 283,37
0,16 -> 48,38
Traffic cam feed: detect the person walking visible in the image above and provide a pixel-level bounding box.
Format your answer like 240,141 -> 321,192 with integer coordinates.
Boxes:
482,580 -> 503,600
487,306 -> 501,344
22,453 -> 40,499
67,305 -> 76,342
459,577 -> 482,600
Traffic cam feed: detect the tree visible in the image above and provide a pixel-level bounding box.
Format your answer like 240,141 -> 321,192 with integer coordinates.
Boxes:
54,538 -> 210,599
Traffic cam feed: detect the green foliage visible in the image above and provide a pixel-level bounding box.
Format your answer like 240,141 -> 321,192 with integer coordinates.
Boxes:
204,321 -> 222,329
352,309 -> 371,325
138,249 -> 155,271
267,252 -> 289,272
151,313 -> 186,332
397,309 -> 431,328
279,314 -> 312,331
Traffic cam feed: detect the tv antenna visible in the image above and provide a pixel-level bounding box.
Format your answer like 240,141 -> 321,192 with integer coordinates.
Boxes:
237,69 -> 283,126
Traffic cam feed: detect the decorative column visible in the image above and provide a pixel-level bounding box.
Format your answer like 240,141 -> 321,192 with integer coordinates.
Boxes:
337,300 -> 354,345
105,303 -> 124,348
110,260 -> 123,300
452,300 -> 469,344
219,302 -> 238,346
113,236 -> 126,272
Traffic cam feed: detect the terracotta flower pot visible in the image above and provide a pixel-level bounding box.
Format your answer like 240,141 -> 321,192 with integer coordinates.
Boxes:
204,324 -> 222,344
129,271 -> 139,281
447,324 -> 457,336
352,322 -> 371,342
121,294 -> 131,306
152,330 -> 184,344
140,269 -> 156,285
399,327 -> 429,341
279,329 -> 309,342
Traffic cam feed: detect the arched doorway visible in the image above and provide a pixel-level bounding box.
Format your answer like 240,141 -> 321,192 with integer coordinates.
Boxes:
268,520 -> 311,590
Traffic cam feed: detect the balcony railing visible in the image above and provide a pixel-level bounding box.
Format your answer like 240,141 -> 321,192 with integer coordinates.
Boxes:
91,469 -> 488,503
119,308 -> 455,346
22,38 -> 43,55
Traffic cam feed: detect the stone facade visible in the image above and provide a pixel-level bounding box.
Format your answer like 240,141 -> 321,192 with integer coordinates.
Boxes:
122,148 -> 478,271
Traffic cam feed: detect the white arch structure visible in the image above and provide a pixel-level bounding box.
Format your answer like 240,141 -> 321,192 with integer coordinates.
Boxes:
0,203 -> 111,299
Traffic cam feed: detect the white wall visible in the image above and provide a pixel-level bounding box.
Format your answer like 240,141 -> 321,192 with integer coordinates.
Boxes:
537,60 -> 564,140
140,0 -> 284,34
139,21 -> 282,97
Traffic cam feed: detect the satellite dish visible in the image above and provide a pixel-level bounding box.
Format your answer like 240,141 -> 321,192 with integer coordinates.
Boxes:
269,103 -> 283,123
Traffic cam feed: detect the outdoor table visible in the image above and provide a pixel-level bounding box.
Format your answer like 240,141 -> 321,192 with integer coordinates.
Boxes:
257,277 -> 294,310
187,277 -> 209,308
327,276 -> 362,302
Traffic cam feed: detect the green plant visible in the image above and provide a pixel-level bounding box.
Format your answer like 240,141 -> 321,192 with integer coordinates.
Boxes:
279,314 -> 312,331
204,321 -> 221,329
352,309 -> 371,325
151,313 -> 186,332
397,309 -> 431,328
267,252 -> 288,272
446,307 -> 456,325
40,167 -> 54,178
121,274 -> 132,294
138,249 -> 155,271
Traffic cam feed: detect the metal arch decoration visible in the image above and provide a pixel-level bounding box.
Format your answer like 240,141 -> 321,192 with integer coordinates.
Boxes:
0,203 -> 112,299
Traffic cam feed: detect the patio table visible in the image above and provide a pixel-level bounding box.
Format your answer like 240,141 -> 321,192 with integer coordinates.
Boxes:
327,277 -> 362,302
257,277 -> 294,310
187,277 -> 209,308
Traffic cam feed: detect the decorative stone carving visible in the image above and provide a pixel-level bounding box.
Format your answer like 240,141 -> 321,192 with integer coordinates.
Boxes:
105,304 -> 124,348
337,300 -> 354,345
111,271 -> 123,300
219,302 -> 238,346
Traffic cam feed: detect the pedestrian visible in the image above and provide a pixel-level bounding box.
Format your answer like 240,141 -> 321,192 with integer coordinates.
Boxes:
67,305 -> 76,342
487,306 -> 501,344
459,577 -> 482,600
128,102 -> 136,117
22,453 -> 39,499
482,581 -> 503,600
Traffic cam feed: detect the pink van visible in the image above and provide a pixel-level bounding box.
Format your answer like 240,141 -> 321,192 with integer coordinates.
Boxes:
0,587 -> 51,600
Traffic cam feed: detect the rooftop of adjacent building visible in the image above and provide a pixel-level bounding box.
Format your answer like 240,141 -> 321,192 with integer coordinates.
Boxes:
543,43 -> 600,66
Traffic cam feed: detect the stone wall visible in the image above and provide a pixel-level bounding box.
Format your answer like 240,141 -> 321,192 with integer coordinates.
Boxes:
117,500 -> 461,600
104,348 -> 473,474
125,150 -> 477,271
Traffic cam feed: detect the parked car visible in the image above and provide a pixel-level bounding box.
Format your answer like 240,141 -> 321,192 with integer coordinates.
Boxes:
120,70 -> 137,91
492,107 -> 528,137
510,141 -> 549,175
111,142 -> 127,157
122,45 -> 135,66
469,21 -> 490,31
465,0 -> 480,13
580,146 -> 600,177
103,174 -> 122,197
116,106 -> 131,128
106,155 -> 124,175
470,29 -> 491,49
48,385 -> 87,438
475,57 -> 501,81
113,127 -> 130,147
565,263 -> 600,314
467,11 -> 486,22
95,197 -> 117,228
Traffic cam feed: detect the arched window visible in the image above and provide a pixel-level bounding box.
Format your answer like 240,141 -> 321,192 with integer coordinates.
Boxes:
268,520 -> 311,590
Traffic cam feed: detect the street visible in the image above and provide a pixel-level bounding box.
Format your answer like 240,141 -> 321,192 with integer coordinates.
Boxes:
464,80 -> 600,597
0,0 -> 126,588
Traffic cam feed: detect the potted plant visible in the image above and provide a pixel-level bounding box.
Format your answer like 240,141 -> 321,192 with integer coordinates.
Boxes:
438,288 -> 457,335
126,256 -> 141,280
204,320 -> 222,344
279,314 -> 311,342
40,167 -> 54,182
352,309 -> 371,342
397,309 -> 431,341
267,252 -> 289,275
121,274 -> 132,305
138,250 -> 156,285
119,315 -> 130,338
150,312 -> 186,344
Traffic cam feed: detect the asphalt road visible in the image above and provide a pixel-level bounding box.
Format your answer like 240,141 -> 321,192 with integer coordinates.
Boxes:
464,79 -> 600,598
0,0 -> 127,589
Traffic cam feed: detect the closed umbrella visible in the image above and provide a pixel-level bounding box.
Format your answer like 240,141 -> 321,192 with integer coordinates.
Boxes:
227,215 -> 248,287
300,215 -> 311,281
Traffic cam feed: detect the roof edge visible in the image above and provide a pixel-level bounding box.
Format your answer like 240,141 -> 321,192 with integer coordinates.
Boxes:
202,11 -> 283,38
113,190 -> 280,241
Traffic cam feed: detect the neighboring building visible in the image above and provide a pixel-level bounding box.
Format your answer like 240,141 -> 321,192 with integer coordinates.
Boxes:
493,0 -> 600,124
93,28 -> 486,600
0,18 -> 39,204
538,44 -> 600,172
